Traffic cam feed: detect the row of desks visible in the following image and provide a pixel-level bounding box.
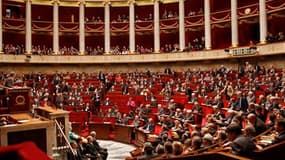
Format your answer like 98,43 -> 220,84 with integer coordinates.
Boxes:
73,122 -> 138,144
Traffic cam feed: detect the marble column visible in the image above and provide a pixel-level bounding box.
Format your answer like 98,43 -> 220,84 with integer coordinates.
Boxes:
204,0 -> 211,49
79,1 -> 85,55
178,0 -> 185,51
25,0 -> 32,54
104,2 -> 111,54
154,0 -> 160,53
53,0 -> 59,54
259,0 -> 267,44
129,0 -> 135,53
231,0 -> 238,47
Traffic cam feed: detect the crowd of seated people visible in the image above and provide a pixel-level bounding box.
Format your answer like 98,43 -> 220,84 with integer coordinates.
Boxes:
266,31 -> 285,43
68,129 -> 108,160
161,10 -> 178,19
85,16 -> 103,23
31,45 -> 53,55
184,37 -> 205,52
3,44 -> 53,55
110,45 -> 130,55
160,43 -> 180,53
135,14 -> 153,22
187,8 -> 204,17
86,46 -> 104,55
136,45 -> 153,54
3,44 -> 25,55
59,46 -> 79,55
112,14 -> 129,23
1,61 -> 285,159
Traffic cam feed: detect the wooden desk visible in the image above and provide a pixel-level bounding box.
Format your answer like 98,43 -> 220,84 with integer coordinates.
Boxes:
134,128 -> 149,147
88,122 -> 111,140
0,113 -> 54,157
114,124 -> 134,144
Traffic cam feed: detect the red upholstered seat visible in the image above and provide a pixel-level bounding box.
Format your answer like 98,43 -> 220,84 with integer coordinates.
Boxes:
69,111 -> 88,125
0,141 -> 52,160
201,105 -> 214,115
154,124 -> 162,135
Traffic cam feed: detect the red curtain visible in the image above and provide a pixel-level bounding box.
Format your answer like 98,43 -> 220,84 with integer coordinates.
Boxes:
3,31 -> 25,45
59,7 -> 79,22
185,29 -> 204,46
59,34 -> 79,49
136,33 -> 154,49
238,20 -> 259,46
85,7 -> 104,21
32,34 -> 52,48
135,5 -> 154,21
31,5 -> 52,21
111,34 -> 129,48
86,35 -> 104,48
268,11 -> 285,35
211,0 -> 230,12
211,23 -> 231,49
160,31 -> 179,47
110,6 -> 128,22
159,2 -> 178,17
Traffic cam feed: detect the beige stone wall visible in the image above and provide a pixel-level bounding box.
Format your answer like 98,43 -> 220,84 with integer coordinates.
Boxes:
0,55 -> 284,73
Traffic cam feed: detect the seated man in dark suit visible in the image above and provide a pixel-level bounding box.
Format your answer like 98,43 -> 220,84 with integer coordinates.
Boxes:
271,118 -> 285,144
90,131 -> 108,160
247,113 -> 266,136
67,141 -> 83,160
137,142 -> 158,160
141,118 -> 155,133
225,123 -> 256,157
85,136 -> 100,160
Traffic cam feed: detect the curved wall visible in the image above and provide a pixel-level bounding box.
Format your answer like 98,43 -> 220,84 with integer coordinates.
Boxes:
0,42 -> 284,73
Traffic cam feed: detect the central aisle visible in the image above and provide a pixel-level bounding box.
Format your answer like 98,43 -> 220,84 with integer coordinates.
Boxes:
97,140 -> 136,160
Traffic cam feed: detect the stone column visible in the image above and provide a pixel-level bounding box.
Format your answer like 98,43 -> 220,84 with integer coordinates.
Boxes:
178,0 -> 185,51
231,0 -> 238,47
104,2 -> 111,54
259,0 -> 267,44
154,0 -> 160,53
79,0 -> 85,55
204,0 -> 211,49
53,0 -> 59,54
25,0 -> 32,54
129,0 -> 135,53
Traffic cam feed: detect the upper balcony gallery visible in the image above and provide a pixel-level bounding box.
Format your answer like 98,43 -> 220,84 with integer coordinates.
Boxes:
0,0 -> 284,55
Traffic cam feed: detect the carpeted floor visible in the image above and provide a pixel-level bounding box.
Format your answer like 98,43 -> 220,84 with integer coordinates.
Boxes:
97,140 -> 135,160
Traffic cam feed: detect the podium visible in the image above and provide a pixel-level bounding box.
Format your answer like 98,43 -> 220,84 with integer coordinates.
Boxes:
34,107 -> 70,147
0,113 -> 54,156
6,87 -> 31,114
114,124 -> 134,144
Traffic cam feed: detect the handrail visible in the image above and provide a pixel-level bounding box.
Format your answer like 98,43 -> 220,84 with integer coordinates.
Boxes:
54,119 -> 76,156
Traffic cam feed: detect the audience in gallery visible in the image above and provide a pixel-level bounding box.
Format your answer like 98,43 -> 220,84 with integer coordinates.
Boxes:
161,9 -> 178,19
59,46 -> 80,55
111,14 -> 129,23
187,8 -> 204,17
3,44 -> 25,55
2,62 -> 285,159
110,45 -> 130,55
160,43 -> 180,53
3,31 -> 285,55
266,31 -> 285,43
85,16 -> 103,23
85,46 -> 104,55
135,13 -> 153,22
